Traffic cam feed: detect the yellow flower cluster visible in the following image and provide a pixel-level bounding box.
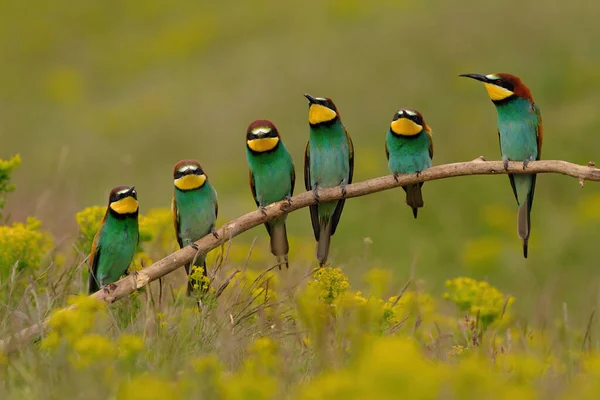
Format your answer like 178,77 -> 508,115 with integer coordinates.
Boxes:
0,216 -> 53,277
41,295 -> 145,370
234,268 -> 280,305
117,334 -> 145,360
130,252 -> 153,273
70,333 -> 116,368
221,337 -> 279,399
0,154 -> 21,218
382,291 -> 436,330
308,267 -> 350,305
74,205 -> 106,255
117,375 -> 180,400
189,265 -> 211,293
138,208 -> 179,254
443,277 -> 515,328
296,336 -> 535,399
41,295 -> 109,350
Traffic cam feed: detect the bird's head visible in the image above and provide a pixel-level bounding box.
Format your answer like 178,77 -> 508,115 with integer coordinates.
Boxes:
108,185 -> 138,215
459,73 -> 534,103
304,94 -> 340,126
173,160 -> 207,191
246,120 -> 280,153
390,108 -> 430,136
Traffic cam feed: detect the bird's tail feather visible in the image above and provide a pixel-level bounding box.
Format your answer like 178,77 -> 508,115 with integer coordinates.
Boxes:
270,223 -> 289,269
88,273 -> 100,294
513,174 -> 534,258
404,184 -> 424,219
316,220 -> 332,267
517,202 -> 530,258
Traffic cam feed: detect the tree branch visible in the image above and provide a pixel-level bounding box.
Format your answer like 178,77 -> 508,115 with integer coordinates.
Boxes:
2,158 -> 599,352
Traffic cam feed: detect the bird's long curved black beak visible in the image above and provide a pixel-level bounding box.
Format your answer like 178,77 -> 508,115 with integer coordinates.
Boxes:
459,73 -> 489,83
304,93 -> 318,104
126,186 -> 136,195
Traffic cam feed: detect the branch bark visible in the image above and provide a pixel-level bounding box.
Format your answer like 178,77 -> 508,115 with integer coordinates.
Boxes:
2,158 -> 599,352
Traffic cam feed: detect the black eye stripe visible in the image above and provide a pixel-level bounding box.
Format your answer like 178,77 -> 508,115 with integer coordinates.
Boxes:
174,168 -> 203,179
406,114 -> 422,124
249,130 -> 277,140
493,79 -> 514,91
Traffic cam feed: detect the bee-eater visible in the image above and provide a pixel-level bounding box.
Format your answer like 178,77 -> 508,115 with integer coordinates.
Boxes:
385,108 -> 434,218
172,160 -> 219,295
304,94 -> 354,266
88,185 -> 139,294
245,120 -> 295,269
459,73 -> 542,258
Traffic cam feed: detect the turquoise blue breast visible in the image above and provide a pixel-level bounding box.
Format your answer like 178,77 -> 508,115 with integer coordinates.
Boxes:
386,130 -> 432,174
175,184 -> 217,246
496,97 -> 539,161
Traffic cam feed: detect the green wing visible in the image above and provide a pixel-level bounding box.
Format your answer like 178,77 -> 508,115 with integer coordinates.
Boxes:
533,103 -> 543,159
171,195 -> 183,248
304,141 -> 320,240
330,129 -> 354,236
88,227 -> 103,293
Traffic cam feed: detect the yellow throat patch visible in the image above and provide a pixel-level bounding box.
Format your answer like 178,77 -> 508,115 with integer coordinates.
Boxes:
109,196 -> 139,214
174,174 -> 206,191
483,83 -> 514,101
247,137 -> 279,152
308,104 -> 337,125
390,118 -> 423,136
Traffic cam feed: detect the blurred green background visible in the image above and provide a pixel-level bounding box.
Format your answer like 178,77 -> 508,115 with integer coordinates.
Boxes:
2,0 -> 600,322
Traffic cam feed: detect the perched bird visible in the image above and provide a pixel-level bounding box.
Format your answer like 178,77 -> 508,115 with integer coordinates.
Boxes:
88,186 -> 139,294
385,108 -> 434,218
245,120 -> 295,269
172,160 -> 219,295
303,94 -> 354,266
459,73 -> 542,258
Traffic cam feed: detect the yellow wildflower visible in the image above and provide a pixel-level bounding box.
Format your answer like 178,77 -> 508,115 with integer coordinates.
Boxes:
189,264 -> 210,293
117,374 -> 181,400
74,206 -> 105,255
443,277 -> 514,328
41,295 -> 107,349
138,208 -> 179,253
448,345 -> 467,361
308,267 -> 350,305
221,337 -> 279,399
70,333 -> 116,368
68,293 -> 106,312
130,252 -> 153,273
0,154 -> 21,217
383,291 -> 435,329
117,334 -> 144,360
0,217 -> 53,277
191,354 -> 222,375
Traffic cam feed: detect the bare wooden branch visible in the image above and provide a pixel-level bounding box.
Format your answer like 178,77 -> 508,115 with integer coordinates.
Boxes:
2,158 -> 599,352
